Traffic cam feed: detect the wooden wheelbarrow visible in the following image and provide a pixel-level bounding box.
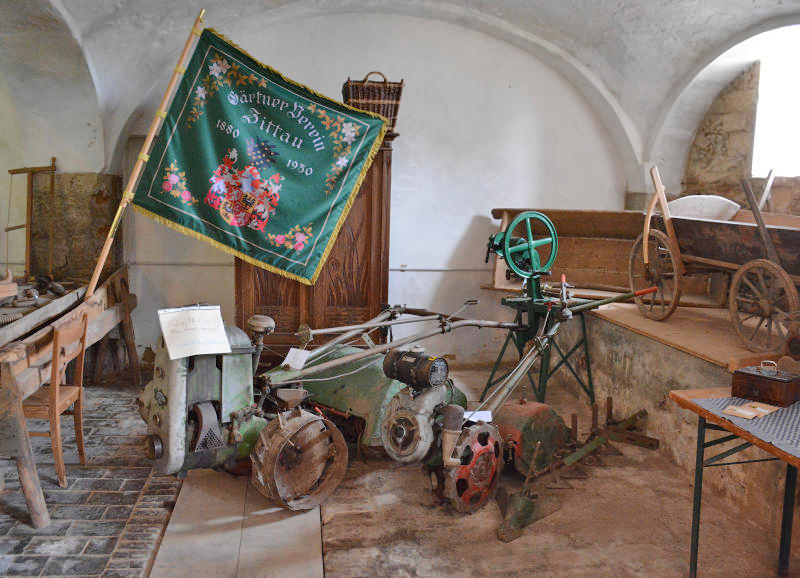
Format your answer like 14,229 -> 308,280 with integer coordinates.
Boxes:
628,167 -> 800,352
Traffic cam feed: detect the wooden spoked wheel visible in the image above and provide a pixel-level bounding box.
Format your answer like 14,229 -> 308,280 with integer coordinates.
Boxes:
728,259 -> 799,352
628,229 -> 682,321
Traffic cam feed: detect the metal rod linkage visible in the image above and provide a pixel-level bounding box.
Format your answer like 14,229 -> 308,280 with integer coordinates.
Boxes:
268,317 -> 521,385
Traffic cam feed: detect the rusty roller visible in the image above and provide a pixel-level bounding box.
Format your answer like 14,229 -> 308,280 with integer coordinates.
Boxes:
250,407 -> 348,510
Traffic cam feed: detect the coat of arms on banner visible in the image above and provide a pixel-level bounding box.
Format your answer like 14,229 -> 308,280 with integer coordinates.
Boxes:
131,29 -> 388,284
205,146 -> 282,232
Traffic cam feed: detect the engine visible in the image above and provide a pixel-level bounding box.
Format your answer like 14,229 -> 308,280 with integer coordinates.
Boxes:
138,324 -> 266,475
137,316 -> 348,510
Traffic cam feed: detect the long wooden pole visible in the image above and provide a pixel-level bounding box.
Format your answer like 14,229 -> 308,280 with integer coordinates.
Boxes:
86,9 -> 206,297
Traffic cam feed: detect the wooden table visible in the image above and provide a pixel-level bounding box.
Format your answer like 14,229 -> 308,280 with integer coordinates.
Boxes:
0,267 -> 138,528
670,387 -> 800,577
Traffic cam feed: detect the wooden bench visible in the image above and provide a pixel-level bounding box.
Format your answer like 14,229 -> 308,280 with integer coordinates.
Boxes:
0,266 -> 138,528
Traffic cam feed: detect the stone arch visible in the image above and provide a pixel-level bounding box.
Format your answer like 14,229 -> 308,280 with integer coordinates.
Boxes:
0,0 -> 103,172
107,1 -> 642,190
649,16 -> 800,195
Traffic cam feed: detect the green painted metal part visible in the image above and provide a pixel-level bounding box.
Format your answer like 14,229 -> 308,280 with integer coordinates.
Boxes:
481,294 -> 598,405
292,346 -> 407,446
448,382 -> 468,410
235,416 -> 269,459
180,414 -> 268,473
502,211 -> 559,279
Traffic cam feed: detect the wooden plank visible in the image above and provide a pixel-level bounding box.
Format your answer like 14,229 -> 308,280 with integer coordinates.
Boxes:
555,237 -> 633,269
0,287 -> 86,347
657,215 -> 800,276
6,304 -> 125,399
488,209 -> 647,294
0,285 -> 17,300
669,387 -> 800,469
590,303 -> 782,371
15,285 -> 109,367
152,469 -> 324,578
151,469 -> 248,578
730,210 -> 800,229
490,208 -> 644,238
237,484 -> 323,578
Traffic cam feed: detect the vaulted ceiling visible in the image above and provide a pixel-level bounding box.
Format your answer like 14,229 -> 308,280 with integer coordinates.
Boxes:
2,0 -> 800,188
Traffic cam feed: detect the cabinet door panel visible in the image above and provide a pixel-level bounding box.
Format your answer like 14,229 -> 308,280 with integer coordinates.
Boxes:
235,136 -> 394,366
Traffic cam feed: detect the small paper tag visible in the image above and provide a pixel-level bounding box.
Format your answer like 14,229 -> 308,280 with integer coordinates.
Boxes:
744,401 -> 780,417
284,348 -> 311,370
464,410 -> 492,423
722,405 -> 758,419
362,333 -> 375,348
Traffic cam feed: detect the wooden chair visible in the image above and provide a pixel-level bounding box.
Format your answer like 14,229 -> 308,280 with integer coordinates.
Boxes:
23,313 -> 88,487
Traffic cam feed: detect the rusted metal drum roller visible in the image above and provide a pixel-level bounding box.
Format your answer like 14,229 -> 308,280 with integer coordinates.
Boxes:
441,421 -> 503,513
493,400 -> 572,476
250,407 -> 348,510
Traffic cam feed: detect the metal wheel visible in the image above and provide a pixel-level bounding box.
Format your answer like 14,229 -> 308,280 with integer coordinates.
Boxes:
441,422 -> 503,513
629,229 -> 682,321
380,405 -> 435,463
250,408 -> 348,510
729,259 -> 800,352
502,211 -> 558,279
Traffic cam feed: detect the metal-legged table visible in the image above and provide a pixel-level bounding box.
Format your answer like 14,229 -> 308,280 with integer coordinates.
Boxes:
671,387 -> 800,577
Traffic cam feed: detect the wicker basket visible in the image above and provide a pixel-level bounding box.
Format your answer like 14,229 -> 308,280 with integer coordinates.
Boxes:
342,71 -> 404,132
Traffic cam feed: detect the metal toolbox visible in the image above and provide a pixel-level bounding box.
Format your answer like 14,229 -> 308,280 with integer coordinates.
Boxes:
732,361 -> 800,407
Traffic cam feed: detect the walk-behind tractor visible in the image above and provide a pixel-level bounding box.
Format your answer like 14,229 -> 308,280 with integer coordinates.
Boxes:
138,315 -> 350,509
138,210 -> 659,528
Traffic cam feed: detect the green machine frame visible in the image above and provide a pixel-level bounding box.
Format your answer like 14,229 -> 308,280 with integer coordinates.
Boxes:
480,211 -> 596,405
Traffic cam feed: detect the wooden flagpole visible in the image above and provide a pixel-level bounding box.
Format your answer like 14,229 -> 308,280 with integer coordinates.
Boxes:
86,9 -> 206,297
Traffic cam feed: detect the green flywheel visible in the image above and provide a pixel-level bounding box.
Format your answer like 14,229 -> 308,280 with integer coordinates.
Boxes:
502,211 -> 558,278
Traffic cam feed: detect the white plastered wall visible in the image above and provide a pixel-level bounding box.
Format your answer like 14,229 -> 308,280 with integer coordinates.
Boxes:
0,76 -> 27,277
122,13 -> 624,361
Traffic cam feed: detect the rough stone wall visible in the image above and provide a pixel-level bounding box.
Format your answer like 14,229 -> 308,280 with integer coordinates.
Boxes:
681,61 -> 800,215
30,173 -> 123,282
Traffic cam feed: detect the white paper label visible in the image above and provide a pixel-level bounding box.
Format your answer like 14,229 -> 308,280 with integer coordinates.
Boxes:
284,348 -> 311,370
157,305 -> 231,360
464,410 -> 492,423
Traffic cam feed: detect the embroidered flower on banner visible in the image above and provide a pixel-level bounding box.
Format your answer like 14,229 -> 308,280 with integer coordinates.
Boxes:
341,122 -> 357,144
306,103 -> 363,195
187,53 -> 261,127
160,162 -> 197,206
209,59 -> 230,78
268,224 -> 314,252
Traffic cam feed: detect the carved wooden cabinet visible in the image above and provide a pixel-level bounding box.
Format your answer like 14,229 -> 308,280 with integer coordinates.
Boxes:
235,132 -> 396,365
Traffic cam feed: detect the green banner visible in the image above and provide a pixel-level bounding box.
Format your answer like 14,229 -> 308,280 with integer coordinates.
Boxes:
133,29 -> 387,284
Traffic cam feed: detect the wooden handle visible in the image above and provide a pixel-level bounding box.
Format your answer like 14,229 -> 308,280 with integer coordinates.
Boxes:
85,9 -> 206,298
646,166 -> 684,275
362,71 -> 388,83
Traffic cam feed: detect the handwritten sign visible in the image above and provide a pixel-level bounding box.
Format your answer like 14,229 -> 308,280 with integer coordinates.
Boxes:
157,305 -> 231,360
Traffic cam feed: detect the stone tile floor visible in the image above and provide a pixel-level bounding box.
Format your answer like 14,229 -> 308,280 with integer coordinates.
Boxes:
0,384 -> 179,577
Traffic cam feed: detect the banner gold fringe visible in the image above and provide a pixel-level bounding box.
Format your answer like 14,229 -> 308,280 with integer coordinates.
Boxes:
134,28 -> 390,285
206,29 -> 390,124
307,121 -> 387,284
132,205 -> 314,285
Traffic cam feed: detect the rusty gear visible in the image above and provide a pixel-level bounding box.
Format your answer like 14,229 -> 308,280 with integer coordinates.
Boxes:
442,422 -> 503,513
